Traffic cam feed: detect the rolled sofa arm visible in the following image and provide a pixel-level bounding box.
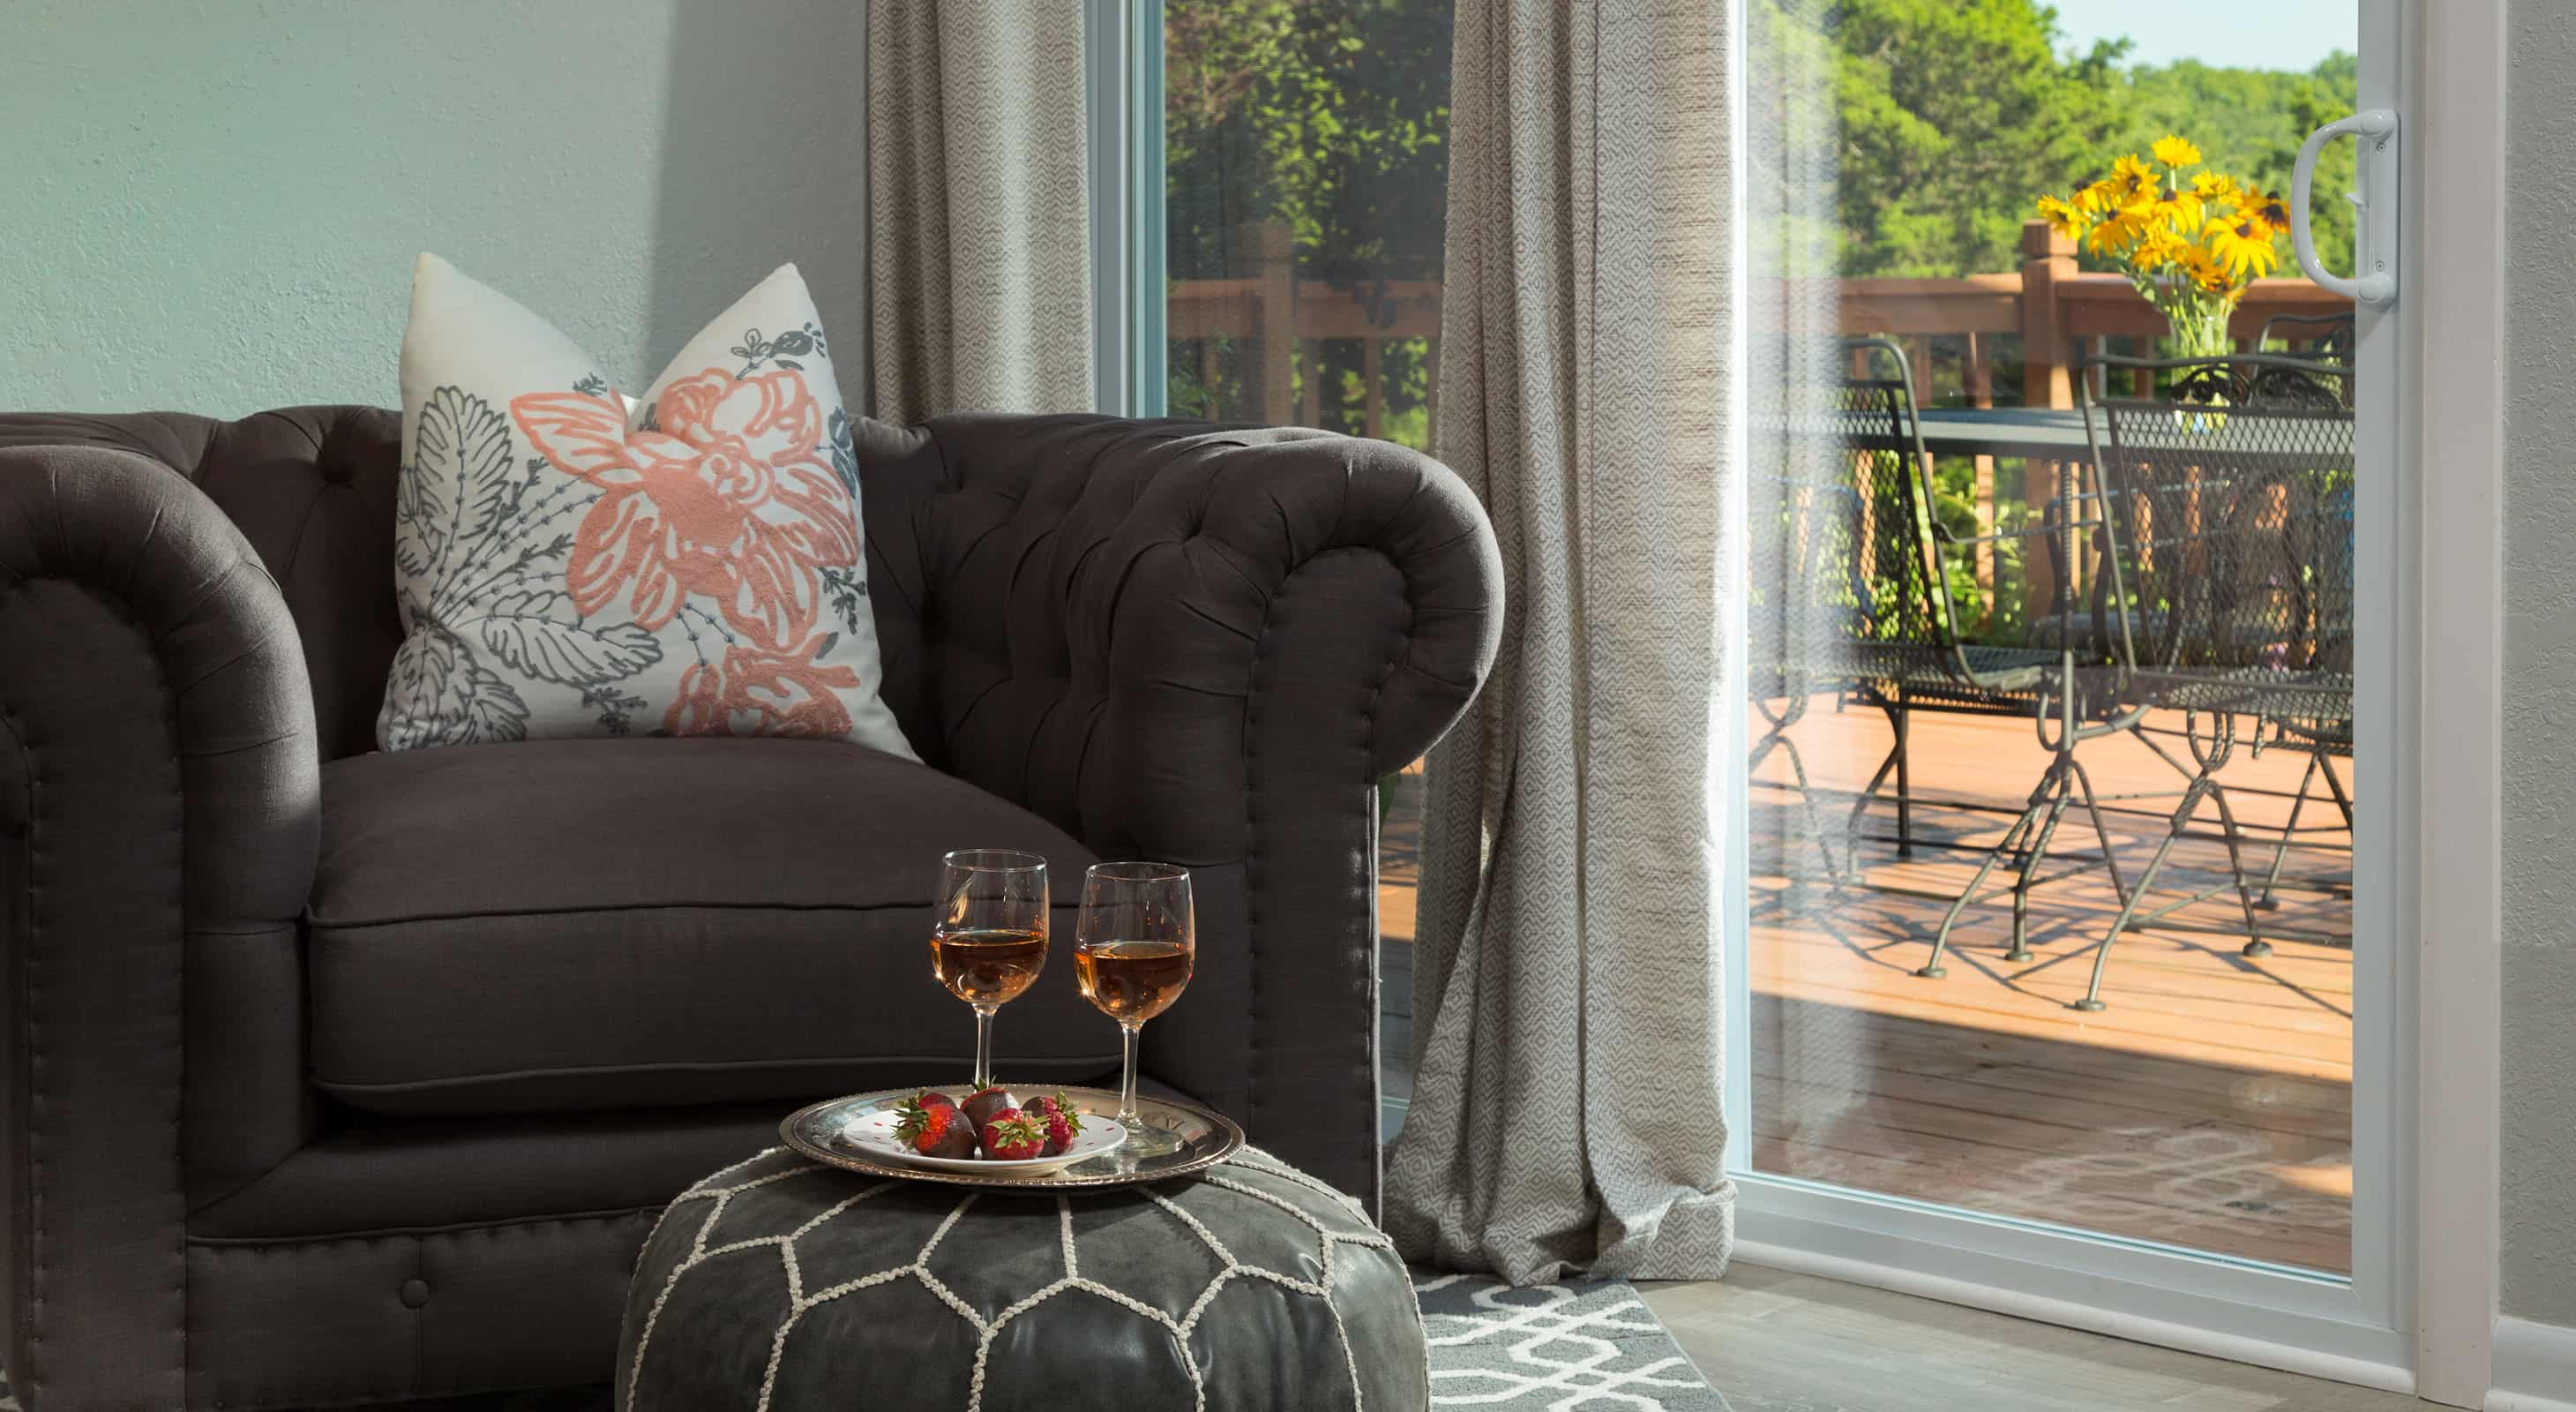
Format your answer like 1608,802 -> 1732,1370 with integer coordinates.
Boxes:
867,414 -> 1503,1205
0,440 -> 320,1405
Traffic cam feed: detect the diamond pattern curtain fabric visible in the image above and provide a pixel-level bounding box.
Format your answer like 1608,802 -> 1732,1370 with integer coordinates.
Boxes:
865,0 -> 1095,424
1390,0 -> 1739,1283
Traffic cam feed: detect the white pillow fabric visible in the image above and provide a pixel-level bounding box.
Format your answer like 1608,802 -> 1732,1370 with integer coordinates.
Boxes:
382,254 -> 916,759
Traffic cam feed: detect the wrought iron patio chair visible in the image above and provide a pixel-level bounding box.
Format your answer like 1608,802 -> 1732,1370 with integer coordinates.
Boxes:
2230,323 -> 2357,903
1748,336 -> 1955,885
2066,353 -> 2356,1010
1764,341 -> 2138,973
1746,350 -> 1889,888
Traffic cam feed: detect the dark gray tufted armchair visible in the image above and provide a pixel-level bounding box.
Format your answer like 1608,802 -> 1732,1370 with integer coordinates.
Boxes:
0,407 -> 1500,1408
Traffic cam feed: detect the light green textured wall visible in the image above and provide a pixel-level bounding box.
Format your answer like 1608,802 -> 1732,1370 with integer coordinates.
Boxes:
0,0 -> 866,417
2503,0 -> 2576,1331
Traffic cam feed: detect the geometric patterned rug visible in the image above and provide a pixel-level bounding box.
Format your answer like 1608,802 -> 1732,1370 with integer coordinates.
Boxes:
1417,1273 -> 1733,1411
0,1273 -> 1730,1410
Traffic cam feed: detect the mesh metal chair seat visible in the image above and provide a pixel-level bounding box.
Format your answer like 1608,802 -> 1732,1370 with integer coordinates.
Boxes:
2125,664 -> 2355,720
1852,642 -> 2056,698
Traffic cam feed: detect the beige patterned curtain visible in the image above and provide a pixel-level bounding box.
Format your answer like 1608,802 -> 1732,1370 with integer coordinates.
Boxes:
865,1 -> 1093,423
1387,0 -> 1738,1283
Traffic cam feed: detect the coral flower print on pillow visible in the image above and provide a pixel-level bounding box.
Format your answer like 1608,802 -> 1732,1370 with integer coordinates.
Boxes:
381,254 -> 915,758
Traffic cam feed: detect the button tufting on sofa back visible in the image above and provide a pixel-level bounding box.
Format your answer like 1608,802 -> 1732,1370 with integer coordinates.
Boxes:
860,411 -> 1499,858
0,405 -> 1500,815
0,406 -> 407,761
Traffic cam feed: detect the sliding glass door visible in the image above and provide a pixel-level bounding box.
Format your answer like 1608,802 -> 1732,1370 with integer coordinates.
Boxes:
1095,0 -> 2432,1383
1728,0 -> 2416,1380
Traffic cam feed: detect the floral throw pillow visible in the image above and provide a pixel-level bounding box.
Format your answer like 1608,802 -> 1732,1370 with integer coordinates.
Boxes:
380,254 -> 916,758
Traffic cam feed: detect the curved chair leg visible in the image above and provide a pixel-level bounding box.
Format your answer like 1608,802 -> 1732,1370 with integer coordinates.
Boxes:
1847,735 -> 1900,845
1752,690 -> 1847,891
1922,788 -> 2044,980
2256,746 -> 2322,911
2322,751 -> 2355,830
2004,785 -> 2073,963
2070,758 -> 2130,910
1778,732 -> 1846,890
2205,784 -> 2270,958
2078,781 -> 2212,1011
1891,698 -> 1915,858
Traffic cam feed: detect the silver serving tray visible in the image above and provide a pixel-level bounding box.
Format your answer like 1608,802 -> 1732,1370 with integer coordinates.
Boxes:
781,1084 -> 1244,1190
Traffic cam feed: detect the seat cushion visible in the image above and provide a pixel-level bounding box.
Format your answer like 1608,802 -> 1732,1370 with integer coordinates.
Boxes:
310,737 -> 1115,1115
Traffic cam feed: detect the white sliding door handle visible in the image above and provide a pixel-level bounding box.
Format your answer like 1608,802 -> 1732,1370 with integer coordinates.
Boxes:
2291,108 -> 2400,305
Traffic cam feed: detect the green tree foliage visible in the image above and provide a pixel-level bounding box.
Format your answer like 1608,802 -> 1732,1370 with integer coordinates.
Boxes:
1164,0 -> 1451,437
1751,0 -> 2357,277
1783,0 -> 2130,277
1164,0 -> 1450,284
1162,0 -> 2353,459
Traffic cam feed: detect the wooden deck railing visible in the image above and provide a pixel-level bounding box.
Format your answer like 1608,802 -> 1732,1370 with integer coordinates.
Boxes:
1166,219 -> 2355,449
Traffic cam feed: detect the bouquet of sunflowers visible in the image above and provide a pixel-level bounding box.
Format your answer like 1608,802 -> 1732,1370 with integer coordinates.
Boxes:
2035,137 -> 2292,359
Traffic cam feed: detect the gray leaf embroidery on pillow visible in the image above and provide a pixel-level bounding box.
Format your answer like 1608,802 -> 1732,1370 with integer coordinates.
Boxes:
391,455 -> 447,590
415,386 -> 519,568
477,585 -> 664,686
380,625 -> 531,750
389,381 -> 661,745
826,409 -> 862,501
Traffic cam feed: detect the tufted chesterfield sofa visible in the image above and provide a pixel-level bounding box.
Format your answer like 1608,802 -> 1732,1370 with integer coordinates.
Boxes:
0,406 -> 1501,1409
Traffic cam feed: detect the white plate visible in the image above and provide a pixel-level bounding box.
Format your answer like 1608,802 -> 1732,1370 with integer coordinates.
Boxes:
837,1099 -> 1127,1176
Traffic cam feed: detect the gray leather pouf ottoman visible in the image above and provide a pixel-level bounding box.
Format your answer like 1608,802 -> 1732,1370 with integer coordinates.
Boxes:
618,1145 -> 1427,1410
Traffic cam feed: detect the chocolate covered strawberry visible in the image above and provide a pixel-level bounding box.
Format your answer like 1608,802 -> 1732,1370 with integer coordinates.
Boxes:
979,1108 -> 1049,1161
893,1091 -> 975,1159
1025,1092 -> 1084,1155
961,1083 -> 1018,1130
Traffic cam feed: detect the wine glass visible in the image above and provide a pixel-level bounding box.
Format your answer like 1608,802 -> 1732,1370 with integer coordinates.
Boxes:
1074,861 -> 1194,1156
930,850 -> 1050,1091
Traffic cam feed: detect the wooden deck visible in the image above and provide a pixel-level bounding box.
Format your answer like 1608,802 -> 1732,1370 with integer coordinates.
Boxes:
1377,695 -> 2355,1273
1749,695 -> 2351,1272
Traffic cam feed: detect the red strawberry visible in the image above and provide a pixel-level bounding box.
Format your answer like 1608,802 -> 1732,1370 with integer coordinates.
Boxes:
961,1083 -> 1017,1130
979,1108 -> 1048,1160
893,1091 -> 975,1159
1026,1092 -> 1084,1155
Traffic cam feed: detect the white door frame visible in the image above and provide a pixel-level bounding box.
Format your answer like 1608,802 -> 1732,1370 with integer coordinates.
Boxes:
2408,0 -> 2505,1404
1720,1 -> 2511,1397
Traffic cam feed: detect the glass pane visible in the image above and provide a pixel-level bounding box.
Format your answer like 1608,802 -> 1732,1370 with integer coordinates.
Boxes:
1745,0 -> 2361,1273
1162,1 -> 1455,1141
1162,0 -> 1452,450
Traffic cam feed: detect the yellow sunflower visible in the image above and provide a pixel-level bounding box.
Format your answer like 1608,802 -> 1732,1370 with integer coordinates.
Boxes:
2152,135 -> 2204,171
2105,154 -> 2160,208
2134,224 -> 2190,272
2085,204 -> 2147,259
2191,170 -> 2237,202
2179,245 -> 2232,295
2249,188 -> 2293,237
2035,193 -> 2089,239
2153,183 -> 2205,234
2204,214 -> 2280,281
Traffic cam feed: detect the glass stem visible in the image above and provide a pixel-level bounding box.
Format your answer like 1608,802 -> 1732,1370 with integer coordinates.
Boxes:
1119,1022 -> 1143,1127
972,1005 -> 997,1090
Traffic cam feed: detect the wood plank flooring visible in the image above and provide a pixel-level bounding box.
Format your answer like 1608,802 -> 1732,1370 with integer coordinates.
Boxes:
1639,1263 -> 2426,1412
